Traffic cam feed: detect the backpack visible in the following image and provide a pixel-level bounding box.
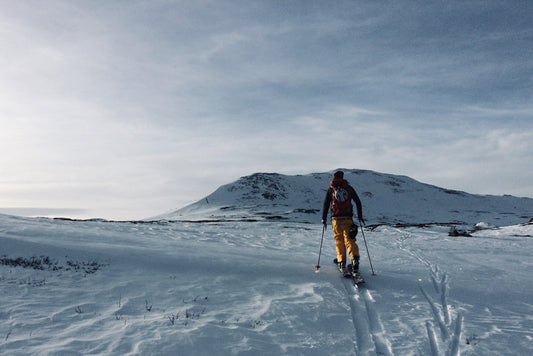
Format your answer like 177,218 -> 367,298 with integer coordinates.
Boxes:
331,184 -> 353,216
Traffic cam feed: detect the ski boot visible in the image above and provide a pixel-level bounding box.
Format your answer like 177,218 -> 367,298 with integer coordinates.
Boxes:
337,260 -> 346,274
351,257 -> 360,277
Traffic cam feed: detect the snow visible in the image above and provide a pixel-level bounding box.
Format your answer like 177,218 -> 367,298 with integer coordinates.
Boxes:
156,170 -> 533,227
2,170 -> 533,355
1,212 -> 532,355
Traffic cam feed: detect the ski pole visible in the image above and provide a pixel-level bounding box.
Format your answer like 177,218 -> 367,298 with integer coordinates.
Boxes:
359,220 -> 376,276
315,224 -> 325,272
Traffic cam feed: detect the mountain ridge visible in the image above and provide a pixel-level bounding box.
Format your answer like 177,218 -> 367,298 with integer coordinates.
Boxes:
154,169 -> 533,226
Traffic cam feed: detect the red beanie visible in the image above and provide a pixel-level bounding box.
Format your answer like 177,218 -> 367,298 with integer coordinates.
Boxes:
333,171 -> 344,179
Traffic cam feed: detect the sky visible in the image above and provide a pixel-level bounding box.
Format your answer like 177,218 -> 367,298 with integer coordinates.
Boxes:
1,0 -> 532,220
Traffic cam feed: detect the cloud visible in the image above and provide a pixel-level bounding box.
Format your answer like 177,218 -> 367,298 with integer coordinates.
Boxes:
1,0 -> 532,219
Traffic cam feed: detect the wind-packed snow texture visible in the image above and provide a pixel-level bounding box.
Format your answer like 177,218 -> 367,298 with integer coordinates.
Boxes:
1,170 -> 532,355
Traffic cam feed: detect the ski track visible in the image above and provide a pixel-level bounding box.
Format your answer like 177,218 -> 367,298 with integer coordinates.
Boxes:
426,321 -> 440,356
394,228 -> 463,355
342,278 -> 393,356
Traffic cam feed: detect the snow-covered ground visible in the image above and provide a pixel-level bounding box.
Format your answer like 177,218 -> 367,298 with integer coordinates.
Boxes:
1,213 -> 532,355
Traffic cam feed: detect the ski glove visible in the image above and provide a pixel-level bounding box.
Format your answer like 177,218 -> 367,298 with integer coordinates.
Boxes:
321,219 -> 327,228
349,224 -> 358,239
359,217 -> 366,226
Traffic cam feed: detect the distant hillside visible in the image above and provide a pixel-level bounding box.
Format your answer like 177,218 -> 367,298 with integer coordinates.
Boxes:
154,169 -> 533,226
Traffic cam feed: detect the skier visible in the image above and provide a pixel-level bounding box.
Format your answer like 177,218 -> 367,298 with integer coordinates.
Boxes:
322,170 -> 365,276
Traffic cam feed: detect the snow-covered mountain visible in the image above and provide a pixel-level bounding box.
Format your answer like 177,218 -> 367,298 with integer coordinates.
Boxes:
155,169 -> 533,227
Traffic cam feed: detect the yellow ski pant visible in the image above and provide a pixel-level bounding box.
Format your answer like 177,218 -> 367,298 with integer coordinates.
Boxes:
332,217 -> 360,263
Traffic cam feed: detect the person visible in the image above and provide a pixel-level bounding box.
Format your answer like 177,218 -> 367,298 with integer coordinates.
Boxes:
322,170 -> 365,276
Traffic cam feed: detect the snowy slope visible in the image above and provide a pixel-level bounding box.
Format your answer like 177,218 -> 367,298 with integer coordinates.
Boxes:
155,169 -> 533,227
2,170 -> 533,355
1,212 -> 532,355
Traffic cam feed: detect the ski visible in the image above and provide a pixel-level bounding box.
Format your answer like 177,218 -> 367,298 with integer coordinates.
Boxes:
333,258 -> 365,285
347,263 -> 365,285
